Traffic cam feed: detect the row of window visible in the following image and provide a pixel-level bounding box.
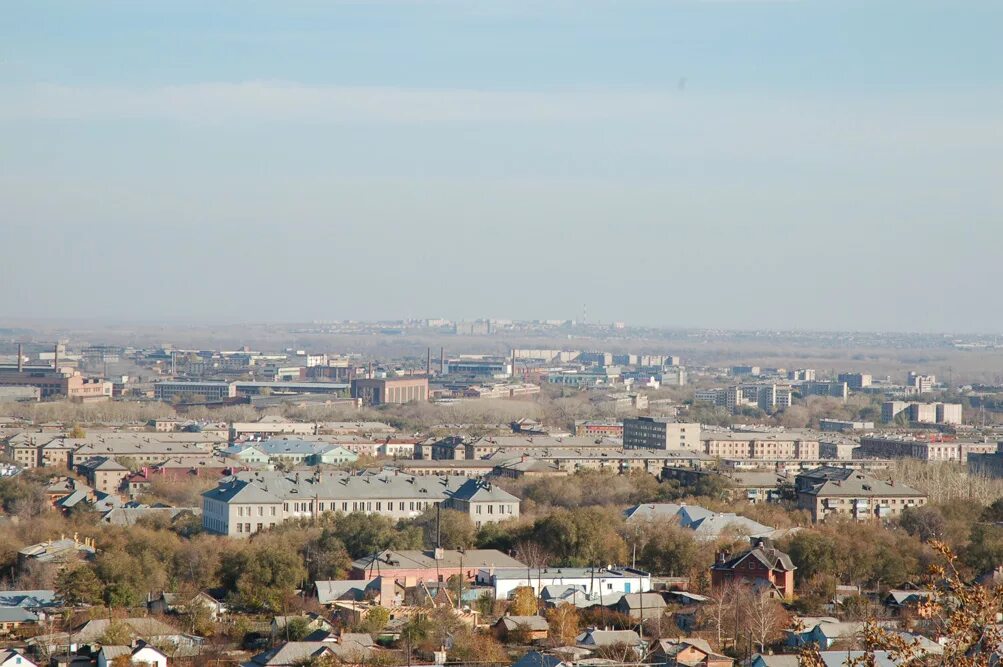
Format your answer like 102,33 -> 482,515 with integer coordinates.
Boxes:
474,503 -> 515,515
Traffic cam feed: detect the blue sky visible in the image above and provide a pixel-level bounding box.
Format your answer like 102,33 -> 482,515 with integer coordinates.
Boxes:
2,1 -> 1002,331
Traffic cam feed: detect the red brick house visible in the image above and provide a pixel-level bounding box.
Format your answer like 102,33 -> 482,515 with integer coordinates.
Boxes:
710,540 -> 796,600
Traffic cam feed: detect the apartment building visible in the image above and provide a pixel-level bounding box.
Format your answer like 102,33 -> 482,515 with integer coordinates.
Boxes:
575,420 -> 625,438
795,467 -> 927,522
881,401 -> 963,425
857,435 -> 994,462
201,470 -> 520,537
75,457 -> 130,494
701,432 -> 820,460
837,373 -> 872,390
906,372 -> 935,395
230,417 -> 317,440
623,418 -> 701,450
800,381 -> 849,401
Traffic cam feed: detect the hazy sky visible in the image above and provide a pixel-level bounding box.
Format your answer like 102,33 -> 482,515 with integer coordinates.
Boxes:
2,1 -> 1001,331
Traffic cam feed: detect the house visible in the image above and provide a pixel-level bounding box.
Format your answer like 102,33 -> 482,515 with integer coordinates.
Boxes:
351,549 -> 526,585
0,649 -> 37,667
652,638 -> 733,667
883,589 -> 934,614
576,629 -> 644,655
492,616 -> 550,642
613,592 -> 666,622
0,590 -> 59,612
511,651 -> 570,667
0,607 -> 39,635
147,591 -> 227,621
122,472 -> 152,498
70,617 -> 197,649
75,457 -> 130,495
785,619 -> 866,649
271,613 -> 333,640
710,540 -> 796,600
313,579 -> 382,606
17,537 -> 96,573
624,503 -> 776,542
243,640 -> 373,667
477,566 -> 651,600
97,642 -> 169,667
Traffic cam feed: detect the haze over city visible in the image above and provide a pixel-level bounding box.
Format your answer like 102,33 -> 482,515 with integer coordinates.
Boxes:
3,1 -> 1003,331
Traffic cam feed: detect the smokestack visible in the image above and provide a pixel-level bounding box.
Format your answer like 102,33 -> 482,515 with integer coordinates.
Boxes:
368,362 -> 373,379
511,349 -> 516,379
426,348 -> 431,378
439,347 -> 445,375
53,343 -> 59,370
17,344 -> 22,373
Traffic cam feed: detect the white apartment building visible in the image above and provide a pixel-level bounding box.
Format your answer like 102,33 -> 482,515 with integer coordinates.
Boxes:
202,470 -> 520,537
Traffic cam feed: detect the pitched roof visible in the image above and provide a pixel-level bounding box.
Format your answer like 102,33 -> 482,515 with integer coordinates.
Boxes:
352,549 -> 525,573
496,615 -> 550,631
576,629 -> 641,646
713,544 -> 795,573
512,652 -> 567,667
314,579 -> 375,605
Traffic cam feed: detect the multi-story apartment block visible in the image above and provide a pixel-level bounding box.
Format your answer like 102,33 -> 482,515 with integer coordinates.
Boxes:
837,373 -> 872,390
757,384 -> 794,410
857,435 -> 994,462
623,418 -> 701,450
795,467 -> 926,522
907,372 -> 936,394
788,369 -> 816,382
800,381 -> 849,401
701,432 -> 820,460
819,419 -> 874,433
881,401 -> 962,425
201,470 -> 520,537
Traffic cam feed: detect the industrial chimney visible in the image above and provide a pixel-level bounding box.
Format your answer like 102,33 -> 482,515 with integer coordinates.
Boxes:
439,347 -> 445,375
53,343 -> 59,370
17,343 -> 22,373
426,347 -> 431,378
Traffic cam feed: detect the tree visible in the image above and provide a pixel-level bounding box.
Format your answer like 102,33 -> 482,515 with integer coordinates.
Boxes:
509,586 -> 538,616
900,505 -> 948,543
99,620 -> 134,646
637,523 -> 704,577
55,566 -> 104,605
68,425 -> 86,439
285,617 -> 313,641
447,628 -> 508,664
545,605 -> 580,646
362,606 -> 390,635
405,508 -> 476,550
738,585 -> 789,653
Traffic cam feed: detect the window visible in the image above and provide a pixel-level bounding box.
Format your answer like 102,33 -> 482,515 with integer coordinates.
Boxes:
271,507 -> 277,516
258,506 -> 264,516
376,502 -> 382,511
245,523 -> 251,532
257,523 -> 263,532
237,524 -> 243,533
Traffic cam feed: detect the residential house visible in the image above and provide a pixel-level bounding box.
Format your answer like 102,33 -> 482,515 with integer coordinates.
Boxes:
271,613 -> 333,640
710,540 -> 796,600
0,608 -> 39,636
97,643 -> 168,667
492,616 -> 550,642
652,638 -> 733,667
75,457 -> 130,495
0,649 -> 37,667
576,628 -> 644,654
613,592 -> 666,623
352,549 -> 526,586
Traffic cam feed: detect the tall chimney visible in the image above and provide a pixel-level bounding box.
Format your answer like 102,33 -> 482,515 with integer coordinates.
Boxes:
511,349 -> 516,378
368,362 -> 373,379
439,347 -> 445,375
53,343 -> 59,370
17,343 -> 22,373
426,347 -> 431,378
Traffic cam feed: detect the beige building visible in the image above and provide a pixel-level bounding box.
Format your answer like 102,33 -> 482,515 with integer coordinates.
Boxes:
795,467 -> 926,522
701,432 -> 820,459
76,457 -> 130,494
351,377 -> 428,405
623,418 -> 701,450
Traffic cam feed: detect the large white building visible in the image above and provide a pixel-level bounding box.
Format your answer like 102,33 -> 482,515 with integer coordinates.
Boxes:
476,566 -> 652,600
202,470 -> 520,537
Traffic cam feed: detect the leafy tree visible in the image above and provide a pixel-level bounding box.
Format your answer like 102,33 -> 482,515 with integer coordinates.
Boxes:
509,586 -> 538,616
284,617 -> 313,641
68,425 -> 86,439
447,628 -> 507,664
900,505 -> 948,543
404,508 -> 476,549
99,621 -> 134,646
637,523 -> 704,577
545,605 -> 580,646
362,606 -> 390,635
55,566 -> 104,605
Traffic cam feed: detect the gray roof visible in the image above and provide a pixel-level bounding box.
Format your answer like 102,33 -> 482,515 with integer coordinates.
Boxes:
512,651 -> 567,667
101,507 -> 199,526
497,615 -> 550,631
576,629 -> 641,646
798,467 -> 924,498
0,590 -> 58,608
0,607 -> 38,623
249,640 -> 371,666
624,503 -> 684,521
755,652 -> 898,667
354,549 -> 525,573
314,580 -> 375,605
205,469 -> 518,506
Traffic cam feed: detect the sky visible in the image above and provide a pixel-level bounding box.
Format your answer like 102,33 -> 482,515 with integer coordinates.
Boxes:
2,0 -> 1002,332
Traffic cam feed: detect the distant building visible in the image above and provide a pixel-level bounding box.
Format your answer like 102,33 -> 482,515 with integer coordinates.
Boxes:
819,419 -> 874,433
788,369 -> 816,382
800,381 -> 848,401
154,381 -> 236,402
575,420 -> 624,438
732,366 -> 761,377
857,435 -> 992,462
837,373 -> 872,390
881,401 -> 962,425
623,417 -> 700,450
351,377 -> 428,405
907,372 -> 936,394
701,431 -> 819,460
